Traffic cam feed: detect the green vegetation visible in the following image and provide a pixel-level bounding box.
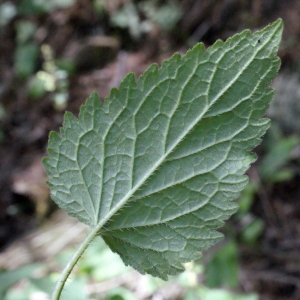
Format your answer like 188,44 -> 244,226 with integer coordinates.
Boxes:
42,20 -> 283,299
0,238 -> 259,300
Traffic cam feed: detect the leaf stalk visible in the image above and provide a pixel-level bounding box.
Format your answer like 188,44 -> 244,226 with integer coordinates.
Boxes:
51,226 -> 99,300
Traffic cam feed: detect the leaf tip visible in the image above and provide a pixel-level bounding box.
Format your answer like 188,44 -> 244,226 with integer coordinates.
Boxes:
256,18 -> 284,42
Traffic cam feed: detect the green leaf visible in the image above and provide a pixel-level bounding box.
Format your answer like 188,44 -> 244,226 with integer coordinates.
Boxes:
205,241 -> 239,288
14,42 -> 38,79
43,19 -> 283,280
0,264 -> 43,297
259,135 -> 299,181
195,287 -> 258,300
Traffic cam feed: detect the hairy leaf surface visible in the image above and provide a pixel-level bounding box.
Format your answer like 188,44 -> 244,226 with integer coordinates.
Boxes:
43,20 -> 283,279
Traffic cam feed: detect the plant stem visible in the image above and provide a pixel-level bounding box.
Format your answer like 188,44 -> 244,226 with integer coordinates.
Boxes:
51,225 -> 99,300
51,179 -> 142,300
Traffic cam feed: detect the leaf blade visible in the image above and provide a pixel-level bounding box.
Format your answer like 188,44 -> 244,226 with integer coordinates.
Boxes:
43,19 -> 283,279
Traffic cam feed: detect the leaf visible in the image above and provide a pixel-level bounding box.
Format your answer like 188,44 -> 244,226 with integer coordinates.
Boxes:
14,42 -> 39,79
0,264 -> 43,297
43,19 -> 283,280
205,241 -> 239,288
259,135 -> 299,181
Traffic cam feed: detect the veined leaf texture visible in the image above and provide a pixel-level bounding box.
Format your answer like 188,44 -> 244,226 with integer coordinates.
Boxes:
43,19 -> 283,279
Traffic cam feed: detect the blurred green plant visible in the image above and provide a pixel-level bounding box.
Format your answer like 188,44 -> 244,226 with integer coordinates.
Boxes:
28,44 -> 71,110
0,0 -> 76,25
237,183 -> 258,218
141,0 -> 182,31
110,3 -> 152,39
236,183 -> 264,246
3,0 -> 76,82
0,239 -> 259,300
14,20 -> 39,79
110,0 -> 181,39
18,0 -> 75,15
0,2 -> 17,26
259,123 -> 300,183
205,241 -> 239,289
0,264 -> 45,299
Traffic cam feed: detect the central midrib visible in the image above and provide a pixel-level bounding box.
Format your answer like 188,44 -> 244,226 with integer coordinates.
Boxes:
94,23 -> 279,233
